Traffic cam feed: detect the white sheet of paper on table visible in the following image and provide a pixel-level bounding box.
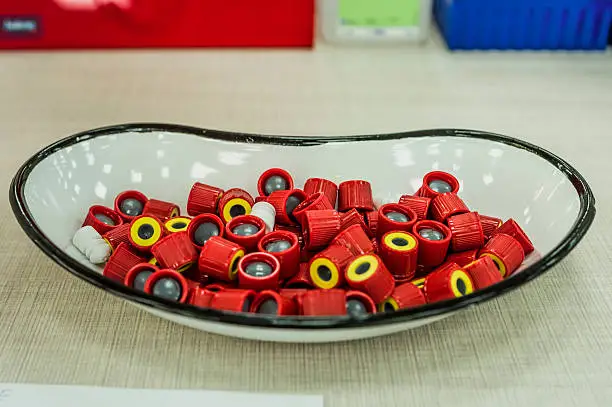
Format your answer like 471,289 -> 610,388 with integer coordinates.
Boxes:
0,384 -> 324,407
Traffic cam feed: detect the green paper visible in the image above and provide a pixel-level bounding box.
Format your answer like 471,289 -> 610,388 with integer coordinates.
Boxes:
339,0 -> 421,27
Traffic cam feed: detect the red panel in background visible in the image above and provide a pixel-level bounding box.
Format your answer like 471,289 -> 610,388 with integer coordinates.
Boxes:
0,0 -> 315,49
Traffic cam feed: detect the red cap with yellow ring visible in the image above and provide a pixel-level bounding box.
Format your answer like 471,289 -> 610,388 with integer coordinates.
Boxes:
412,220 -> 451,267
128,215 -> 165,252
164,216 -> 191,234
423,262 -> 474,302
187,182 -> 224,216
124,263 -> 159,291
217,188 -> 254,223
102,242 -> 146,283
345,290 -> 377,316
308,244 -> 354,290
344,254 -> 395,304
447,211 -> 485,252
302,210 -> 341,251
492,218 -> 534,255
197,236 -> 245,283
102,223 -> 131,252
292,192 -> 334,225
479,233 -> 525,277
142,199 -> 180,222
379,231 -> 419,283
151,231 -> 199,273
379,282 -> 426,312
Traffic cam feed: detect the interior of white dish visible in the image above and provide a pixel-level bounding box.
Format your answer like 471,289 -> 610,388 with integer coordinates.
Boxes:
22,130 -> 580,274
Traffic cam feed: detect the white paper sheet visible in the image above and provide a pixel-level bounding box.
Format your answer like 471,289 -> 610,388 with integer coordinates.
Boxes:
0,384 -> 324,407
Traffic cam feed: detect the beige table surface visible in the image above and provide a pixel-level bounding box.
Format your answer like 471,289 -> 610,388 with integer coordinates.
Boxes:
1,37 -> 611,406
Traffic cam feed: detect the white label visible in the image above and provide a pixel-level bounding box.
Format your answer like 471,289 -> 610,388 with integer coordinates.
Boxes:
0,384 -> 324,407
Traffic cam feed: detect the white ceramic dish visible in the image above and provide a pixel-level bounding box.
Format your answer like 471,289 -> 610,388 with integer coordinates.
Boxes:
10,124 -> 595,343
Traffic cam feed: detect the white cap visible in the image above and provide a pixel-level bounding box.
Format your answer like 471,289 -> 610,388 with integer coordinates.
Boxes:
72,225 -> 112,265
250,201 -> 276,232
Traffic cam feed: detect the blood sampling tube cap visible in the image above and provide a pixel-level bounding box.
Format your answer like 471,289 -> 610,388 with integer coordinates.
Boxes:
492,219 -> 534,255
225,215 -> 266,252
379,282 -> 427,312
430,193 -> 469,223
301,289 -> 347,316
412,220 -> 452,268
479,233 -> 525,277
258,230 -> 300,280
187,213 -> 224,249
284,262 -> 314,289
250,290 -> 297,316
102,243 -> 146,283
338,180 -> 374,212
417,171 -> 460,199
142,199 -> 180,223
198,236 -> 245,282
82,205 -> 123,235
209,289 -> 257,313
114,190 -> 148,222
447,212 -> 485,252
186,182 -> 224,216
218,188 -> 254,224
376,203 -> 418,240
380,231 -> 419,283
423,262 -> 474,303
144,269 -> 189,303
344,254 -> 395,304
397,195 -> 431,221
266,189 -> 307,226
302,209 -> 341,251
464,256 -> 502,290
124,263 -> 159,291
257,168 -> 294,197
165,216 -> 191,234
345,291 -> 377,316
308,244 -> 353,290
303,177 -> 338,209
151,231 -> 199,272
128,215 -> 165,252
237,252 -> 281,291
250,201 -> 276,232
292,192 -> 334,225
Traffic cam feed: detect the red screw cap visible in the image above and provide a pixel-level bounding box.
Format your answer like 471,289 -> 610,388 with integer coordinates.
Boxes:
364,210 -> 379,238
102,223 -> 131,252
103,242 -> 146,283
376,203 -> 418,241
144,269 -> 189,304
142,199 -> 180,223
128,215 -> 165,252
284,262 -> 314,289
225,215 -> 266,253
151,232 -> 199,273
479,233 -> 525,277
302,210 -> 341,251
124,263 -> 159,291
398,195 -> 431,221
379,231 -> 419,284
345,254 -> 395,304
380,282 -> 427,312
279,288 -> 309,314
114,190 -> 148,222
445,248 -> 479,267
257,168 -> 294,197
301,289 -> 347,316
187,182 -> 224,216
292,192 -> 334,225
308,244 -> 354,289
303,177 -> 338,209
188,286 -> 216,308
258,231 -> 300,280
250,290 -> 297,315
217,188 -> 254,223
479,214 -> 503,239
187,213 -> 224,250
464,256 -> 502,290
447,212 -> 485,252
198,236 -> 245,283
430,193 -> 469,223
267,189 -> 307,226
412,220 -> 451,268
237,252 -> 281,291
331,224 -> 374,256
338,180 -> 374,212
82,205 -> 123,235
209,289 -> 257,313
339,208 -> 371,236
417,171 -> 460,199
492,219 -> 534,255
423,262 -> 474,303
345,291 -> 377,316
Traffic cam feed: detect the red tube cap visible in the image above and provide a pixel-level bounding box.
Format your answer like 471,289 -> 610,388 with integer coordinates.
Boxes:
303,177 -> 338,209
308,244 -> 354,289
380,282 -> 426,312
479,233 -> 525,277
301,289 -> 347,316
331,223 -> 374,256
479,214 -> 503,239
292,192 -> 334,225
143,199 -> 180,222
338,180 -> 374,212
187,213 -> 224,250
257,168 -> 294,197
430,193 -> 469,223
380,231 -> 419,283
151,231 -> 199,272
198,236 -> 245,282
209,289 -> 257,313
164,217 -> 191,234
344,254 -> 395,304
218,188 -> 254,223
258,231 -> 300,280
398,195 -> 431,221
302,210 -> 341,251
225,215 -> 266,252
82,205 -> 123,235
464,256 -> 502,290
128,215 -> 165,252
445,249 -> 479,267
250,290 -> 297,315
376,203 -> 418,241
267,189 -> 307,226
417,171 -> 460,199
492,219 -> 534,254
144,269 -> 189,303
345,290 -> 377,316
447,212 -> 485,252
188,286 -> 216,308
237,252 -> 281,291
423,262 -> 474,303
284,263 -> 314,289
187,182 -> 224,216
124,263 -> 159,291
102,223 -> 131,252
412,220 -> 451,268
103,243 -> 146,283
114,190 -> 148,222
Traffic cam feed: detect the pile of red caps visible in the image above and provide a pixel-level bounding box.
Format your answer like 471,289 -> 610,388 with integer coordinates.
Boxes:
83,168 -> 534,317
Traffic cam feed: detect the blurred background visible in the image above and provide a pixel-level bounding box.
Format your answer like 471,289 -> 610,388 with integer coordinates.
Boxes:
1,1 -> 612,406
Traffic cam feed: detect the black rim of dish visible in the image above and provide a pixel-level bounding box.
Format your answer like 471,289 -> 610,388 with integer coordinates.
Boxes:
9,123 -> 597,329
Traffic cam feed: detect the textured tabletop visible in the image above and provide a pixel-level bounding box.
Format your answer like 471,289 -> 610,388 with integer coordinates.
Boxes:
0,37 -> 611,406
